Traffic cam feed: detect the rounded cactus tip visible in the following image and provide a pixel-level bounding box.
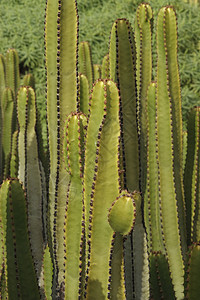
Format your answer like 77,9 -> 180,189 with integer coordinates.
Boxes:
108,191 -> 137,236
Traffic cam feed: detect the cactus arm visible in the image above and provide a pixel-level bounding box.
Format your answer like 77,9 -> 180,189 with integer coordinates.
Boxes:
149,252 -> 175,300
85,80 -> 120,299
0,54 -> 6,101
134,3 -> 153,193
45,0 -> 79,290
22,74 -> 35,89
83,80 -> 107,253
5,49 -> 20,98
93,64 -> 101,82
101,54 -> 109,79
0,179 -> 40,299
62,112 -> 86,299
10,131 -> 19,178
1,88 -> 14,178
185,243 -> 200,299
109,18 -> 139,192
0,55 -> 6,182
42,244 -> 53,300
108,191 -> 137,300
79,41 -> 94,89
79,73 -> 89,115
17,86 -> 44,280
156,6 -> 186,299
145,82 -> 164,253
184,107 -> 200,244
109,18 -> 143,299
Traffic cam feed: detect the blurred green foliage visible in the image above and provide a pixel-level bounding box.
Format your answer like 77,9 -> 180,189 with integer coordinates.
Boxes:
0,0 -> 199,128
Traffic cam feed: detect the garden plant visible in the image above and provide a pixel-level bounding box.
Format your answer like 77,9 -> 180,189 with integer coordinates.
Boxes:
0,0 -> 200,299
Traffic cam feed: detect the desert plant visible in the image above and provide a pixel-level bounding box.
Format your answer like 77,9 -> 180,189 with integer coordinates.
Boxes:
0,1 -> 200,300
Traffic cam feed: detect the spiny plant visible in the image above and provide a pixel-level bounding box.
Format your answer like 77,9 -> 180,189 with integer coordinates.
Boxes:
0,1 -> 200,299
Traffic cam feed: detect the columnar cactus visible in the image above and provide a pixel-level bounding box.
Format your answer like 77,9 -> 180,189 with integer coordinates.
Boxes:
0,1 -> 200,299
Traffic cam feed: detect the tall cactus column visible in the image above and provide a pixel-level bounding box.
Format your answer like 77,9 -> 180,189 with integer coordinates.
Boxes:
156,6 -> 187,299
45,0 -> 79,292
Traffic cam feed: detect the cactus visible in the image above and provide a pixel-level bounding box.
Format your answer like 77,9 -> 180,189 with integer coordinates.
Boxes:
1,1 -> 200,299
0,179 -> 40,299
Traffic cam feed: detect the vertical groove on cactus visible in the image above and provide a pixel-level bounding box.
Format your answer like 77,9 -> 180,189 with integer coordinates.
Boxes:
156,6 -> 186,299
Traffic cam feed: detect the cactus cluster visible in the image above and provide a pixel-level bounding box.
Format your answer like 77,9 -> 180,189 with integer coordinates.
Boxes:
0,1 -> 200,299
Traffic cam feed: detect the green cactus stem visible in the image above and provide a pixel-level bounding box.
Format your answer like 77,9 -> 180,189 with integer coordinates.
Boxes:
1,88 -> 14,178
185,243 -> 200,299
156,6 -> 187,299
109,18 -> 149,299
45,0 -> 79,290
5,49 -> 20,98
93,64 -> 101,82
62,112 -> 86,299
17,86 -> 44,281
85,79 -> 120,299
108,191 -> 137,300
149,251 -> 175,300
78,73 -> 89,115
144,82 -> 164,253
79,41 -> 94,89
42,244 -> 53,300
10,131 -> 19,178
134,3 -> 153,193
0,179 -> 40,299
101,54 -> 109,79
184,107 -> 200,244
22,74 -> 35,89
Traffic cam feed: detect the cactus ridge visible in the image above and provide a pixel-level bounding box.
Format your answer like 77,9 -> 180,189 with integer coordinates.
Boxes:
10,131 -> 19,178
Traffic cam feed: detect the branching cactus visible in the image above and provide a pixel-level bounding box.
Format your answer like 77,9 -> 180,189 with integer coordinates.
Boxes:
0,1 -> 200,299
